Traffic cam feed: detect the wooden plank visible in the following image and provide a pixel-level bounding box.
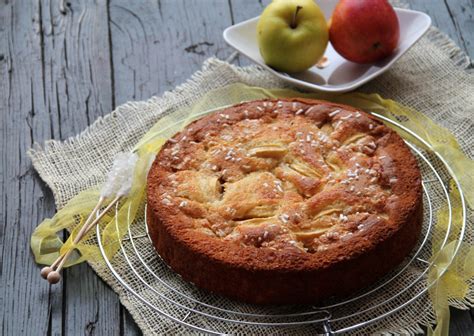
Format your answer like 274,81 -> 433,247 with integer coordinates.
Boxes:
109,0 -> 234,104
1,1 -> 57,335
407,0 -> 473,63
450,308 -> 474,336
228,0 -> 271,25
228,0 -> 271,66
35,0 -> 120,335
39,0 -> 114,138
445,0 -> 474,61
0,0 -> 121,335
122,308 -> 141,336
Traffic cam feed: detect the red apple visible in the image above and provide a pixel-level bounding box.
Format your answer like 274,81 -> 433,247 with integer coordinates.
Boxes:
329,0 -> 400,64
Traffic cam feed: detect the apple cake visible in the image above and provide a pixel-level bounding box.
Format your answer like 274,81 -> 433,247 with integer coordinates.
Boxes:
146,98 -> 423,304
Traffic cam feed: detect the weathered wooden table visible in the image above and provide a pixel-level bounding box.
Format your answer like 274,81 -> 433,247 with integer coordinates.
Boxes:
2,1 -> 473,335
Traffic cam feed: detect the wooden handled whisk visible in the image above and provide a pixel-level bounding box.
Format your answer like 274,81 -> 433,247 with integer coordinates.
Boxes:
40,152 -> 138,284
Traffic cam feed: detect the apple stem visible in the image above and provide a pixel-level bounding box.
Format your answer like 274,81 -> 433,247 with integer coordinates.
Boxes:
290,5 -> 303,29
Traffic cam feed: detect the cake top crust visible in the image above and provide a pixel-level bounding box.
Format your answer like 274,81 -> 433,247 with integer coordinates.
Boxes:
147,99 -> 422,271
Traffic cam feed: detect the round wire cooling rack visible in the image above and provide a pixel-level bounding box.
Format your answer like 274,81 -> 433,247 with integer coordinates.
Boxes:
96,112 -> 467,335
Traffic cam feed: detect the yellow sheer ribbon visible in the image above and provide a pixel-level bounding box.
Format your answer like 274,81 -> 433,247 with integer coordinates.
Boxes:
31,84 -> 473,334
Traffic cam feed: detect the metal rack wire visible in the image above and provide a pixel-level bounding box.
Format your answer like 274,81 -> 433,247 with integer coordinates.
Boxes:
96,113 -> 466,335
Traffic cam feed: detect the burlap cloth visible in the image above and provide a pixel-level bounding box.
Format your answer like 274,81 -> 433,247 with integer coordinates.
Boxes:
29,3 -> 473,334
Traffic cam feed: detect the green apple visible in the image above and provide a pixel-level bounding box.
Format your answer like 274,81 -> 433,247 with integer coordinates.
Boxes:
257,0 -> 328,73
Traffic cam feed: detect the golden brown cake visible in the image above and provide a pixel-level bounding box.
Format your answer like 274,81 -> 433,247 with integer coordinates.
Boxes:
146,98 -> 423,304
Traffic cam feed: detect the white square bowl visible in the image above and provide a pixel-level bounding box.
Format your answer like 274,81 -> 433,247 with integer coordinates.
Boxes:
223,0 -> 431,93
